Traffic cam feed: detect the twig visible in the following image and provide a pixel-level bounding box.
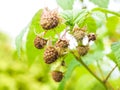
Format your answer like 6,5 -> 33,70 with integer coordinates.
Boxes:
104,65 -> 117,84
71,51 -> 107,90
96,60 -> 105,80
61,29 -> 67,40
92,8 -> 120,17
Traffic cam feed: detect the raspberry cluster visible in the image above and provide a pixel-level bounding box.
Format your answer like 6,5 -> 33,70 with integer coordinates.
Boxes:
34,37 -> 68,82
34,8 -> 96,82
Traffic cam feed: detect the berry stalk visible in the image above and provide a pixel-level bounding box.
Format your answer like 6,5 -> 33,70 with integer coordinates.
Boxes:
103,64 -> 117,84
71,51 -> 108,90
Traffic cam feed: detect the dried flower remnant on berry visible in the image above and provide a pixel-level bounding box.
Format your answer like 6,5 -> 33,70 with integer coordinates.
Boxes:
52,71 -> 63,82
40,8 -> 59,30
77,45 -> 89,56
34,36 -> 47,49
44,46 -> 58,64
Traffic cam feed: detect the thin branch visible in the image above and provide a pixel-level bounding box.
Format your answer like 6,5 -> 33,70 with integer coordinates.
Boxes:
104,65 -> 117,83
61,29 -> 67,40
71,51 -> 107,90
92,8 -> 120,17
96,60 -> 105,80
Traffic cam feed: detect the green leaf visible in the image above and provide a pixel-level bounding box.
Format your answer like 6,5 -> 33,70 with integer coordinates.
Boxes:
56,0 -> 75,10
60,9 -> 88,26
58,58 -> 80,90
26,9 -> 43,66
106,16 -> 119,34
74,74 -> 106,90
92,11 -> 106,27
85,17 -> 97,32
106,16 -> 120,40
15,25 -> 28,58
73,9 -> 87,22
60,10 -> 73,20
60,10 -> 73,26
82,50 -> 104,65
44,23 -> 66,38
73,9 -> 88,26
90,0 -> 109,8
92,8 -> 120,17
82,39 -> 104,65
111,41 -> 120,68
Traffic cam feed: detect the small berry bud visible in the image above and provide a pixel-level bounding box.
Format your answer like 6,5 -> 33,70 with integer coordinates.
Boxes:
34,36 -> 47,49
51,71 -> 63,82
88,33 -> 96,41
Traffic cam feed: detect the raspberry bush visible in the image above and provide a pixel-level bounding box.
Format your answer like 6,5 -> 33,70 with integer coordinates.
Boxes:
15,0 -> 120,90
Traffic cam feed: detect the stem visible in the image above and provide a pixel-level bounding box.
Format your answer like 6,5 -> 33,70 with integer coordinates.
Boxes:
61,29 -> 67,39
96,60 -> 105,80
79,59 -> 103,84
71,52 -> 107,89
92,8 -> 120,17
104,65 -> 117,83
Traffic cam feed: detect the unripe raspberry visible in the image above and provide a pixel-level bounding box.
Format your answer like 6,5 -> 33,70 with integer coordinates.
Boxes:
55,39 -> 69,48
51,71 -> 63,82
44,46 -> 58,64
72,26 -> 85,41
34,36 -> 47,49
40,8 -> 59,30
88,33 -> 96,41
77,45 -> 89,56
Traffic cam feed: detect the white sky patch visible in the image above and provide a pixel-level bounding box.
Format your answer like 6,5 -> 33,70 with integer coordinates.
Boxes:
0,0 -> 57,39
0,0 -> 57,47
0,0 -> 42,47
